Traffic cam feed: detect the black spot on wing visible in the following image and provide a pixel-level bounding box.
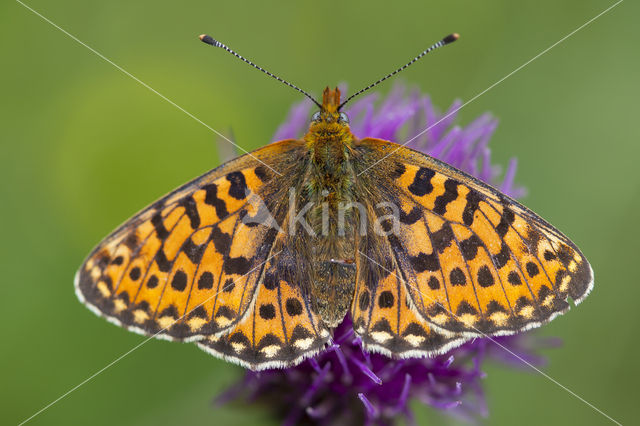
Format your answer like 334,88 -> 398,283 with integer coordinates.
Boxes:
216,305 -> 236,320
285,298 -> 303,316
188,305 -> 208,319
182,238 -> 205,264
180,197 -> 201,229
263,272 -> 278,290
151,213 -> 169,240
507,271 -> 522,286
291,324 -> 313,341
134,299 -> 150,312
433,179 -> 458,215
485,300 -> 508,316
222,278 -> 235,292
401,322 -> 428,341
463,190 -> 482,226
228,331 -> 251,348
211,227 -> 232,256
449,268 -> 466,286
171,270 -> 188,291
515,296 -> 533,313
410,252 -> 440,272
460,235 -> 482,261
256,333 -> 282,351
526,262 -> 540,277
428,276 -> 440,290
432,223 -> 455,253
537,285 -> 552,301
158,306 -> 179,324
379,218 -> 395,233
224,256 -> 251,275
400,206 -> 422,225
455,300 -> 477,316
116,291 -> 130,304
495,208 -> 515,238
259,303 -> 276,320
198,272 -> 214,289
289,325 -> 316,353
129,267 -> 141,281
493,243 -> 510,269
155,249 -> 172,272
408,167 -> 435,196
226,171 -> 248,200
123,233 -> 139,251
371,318 -> 393,334
147,275 -> 159,289
477,265 -> 494,287
203,184 -> 229,219
378,291 -> 395,308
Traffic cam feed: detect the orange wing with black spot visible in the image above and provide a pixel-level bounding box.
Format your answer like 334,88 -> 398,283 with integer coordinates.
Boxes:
76,140 -> 329,368
354,138 -> 593,337
351,231 -> 468,357
198,236 -> 330,369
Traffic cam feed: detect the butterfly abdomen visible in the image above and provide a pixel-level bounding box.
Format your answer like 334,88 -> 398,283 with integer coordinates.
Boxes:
310,260 -> 356,327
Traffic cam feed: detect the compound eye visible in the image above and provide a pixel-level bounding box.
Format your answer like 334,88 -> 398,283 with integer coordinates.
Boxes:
338,112 -> 350,124
311,111 -> 321,122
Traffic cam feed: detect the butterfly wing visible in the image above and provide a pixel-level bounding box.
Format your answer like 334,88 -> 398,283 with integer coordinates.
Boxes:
75,140 -> 329,351
197,240 -> 330,369
354,138 -> 593,337
351,230 -> 468,357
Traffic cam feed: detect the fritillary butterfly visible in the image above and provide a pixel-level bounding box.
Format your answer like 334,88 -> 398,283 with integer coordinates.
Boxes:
76,34 -> 592,370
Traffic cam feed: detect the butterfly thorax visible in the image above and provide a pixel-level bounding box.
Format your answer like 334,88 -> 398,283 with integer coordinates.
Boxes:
299,87 -> 358,327
304,87 -> 354,154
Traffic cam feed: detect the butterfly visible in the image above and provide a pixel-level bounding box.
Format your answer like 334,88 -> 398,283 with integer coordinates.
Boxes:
76,34 -> 593,370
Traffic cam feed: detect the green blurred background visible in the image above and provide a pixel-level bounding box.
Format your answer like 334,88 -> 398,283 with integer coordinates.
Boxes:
3,0 -> 638,424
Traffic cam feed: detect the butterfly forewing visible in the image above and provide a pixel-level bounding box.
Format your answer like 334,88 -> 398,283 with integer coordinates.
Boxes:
76,141 -> 305,342
354,138 -> 593,337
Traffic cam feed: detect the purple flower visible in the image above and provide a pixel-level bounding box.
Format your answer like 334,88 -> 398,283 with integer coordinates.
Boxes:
215,83 -> 550,424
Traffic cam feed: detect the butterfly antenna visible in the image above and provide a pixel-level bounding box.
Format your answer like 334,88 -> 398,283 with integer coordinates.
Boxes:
338,33 -> 459,110
199,34 -> 322,109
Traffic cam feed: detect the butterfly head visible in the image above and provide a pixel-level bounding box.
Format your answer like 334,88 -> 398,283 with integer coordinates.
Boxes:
306,87 -> 352,145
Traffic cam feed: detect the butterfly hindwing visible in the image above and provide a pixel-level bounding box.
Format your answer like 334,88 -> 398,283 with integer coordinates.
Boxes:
198,243 -> 331,369
75,140 -> 305,341
354,138 -> 593,337
352,232 -> 468,357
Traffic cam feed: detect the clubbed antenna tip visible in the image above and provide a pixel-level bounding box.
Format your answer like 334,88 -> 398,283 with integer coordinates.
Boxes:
199,34 -> 217,46
443,33 -> 460,44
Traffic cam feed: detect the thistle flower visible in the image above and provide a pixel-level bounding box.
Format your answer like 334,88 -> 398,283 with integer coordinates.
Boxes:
216,83 -> 550,425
